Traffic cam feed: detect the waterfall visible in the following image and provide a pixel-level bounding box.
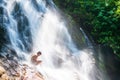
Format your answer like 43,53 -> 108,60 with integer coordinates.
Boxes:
0,0 -> 108,80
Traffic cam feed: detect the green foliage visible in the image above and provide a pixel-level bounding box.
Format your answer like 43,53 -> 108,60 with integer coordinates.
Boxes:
54,0 -> 120,58
91,0 -> 120,57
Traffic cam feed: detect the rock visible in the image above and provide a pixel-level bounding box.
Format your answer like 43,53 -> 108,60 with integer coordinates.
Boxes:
0,58 -> 44,80
0,66 -> 9,80
1,74 -> 9,80
0,66 -> 6,76
20,64 -> 44,80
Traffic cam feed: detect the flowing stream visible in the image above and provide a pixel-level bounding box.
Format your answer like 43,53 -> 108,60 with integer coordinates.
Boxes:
0,0 -> 108,80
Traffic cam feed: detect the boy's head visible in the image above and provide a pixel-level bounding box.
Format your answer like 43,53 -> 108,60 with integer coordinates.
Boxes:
37,51 -> 41,56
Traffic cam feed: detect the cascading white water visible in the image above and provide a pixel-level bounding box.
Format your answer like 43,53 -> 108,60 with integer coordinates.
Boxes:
1,0 -> 107,80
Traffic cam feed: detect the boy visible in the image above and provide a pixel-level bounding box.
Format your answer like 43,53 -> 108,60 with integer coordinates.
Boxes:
31,51 -> 42,65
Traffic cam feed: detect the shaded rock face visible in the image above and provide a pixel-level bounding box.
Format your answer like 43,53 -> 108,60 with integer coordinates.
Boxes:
101,46 -> 120,80
0,58 -> 44,80
95,45 -> 120,80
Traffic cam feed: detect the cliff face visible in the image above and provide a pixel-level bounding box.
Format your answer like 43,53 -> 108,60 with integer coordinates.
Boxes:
0,58 -> 44,80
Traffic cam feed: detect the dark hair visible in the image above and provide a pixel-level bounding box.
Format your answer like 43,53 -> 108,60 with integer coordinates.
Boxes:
37,51 -> 41,55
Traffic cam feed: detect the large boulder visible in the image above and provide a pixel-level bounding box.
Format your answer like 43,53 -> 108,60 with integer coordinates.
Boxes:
0,66 -> 9,80
0,66 -> 6,76
1,73 -> 9,80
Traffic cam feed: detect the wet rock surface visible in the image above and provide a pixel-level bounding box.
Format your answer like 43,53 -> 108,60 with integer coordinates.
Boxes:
0,58 -> 44,80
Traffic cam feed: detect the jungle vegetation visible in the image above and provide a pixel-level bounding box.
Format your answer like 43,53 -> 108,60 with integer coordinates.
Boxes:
54,0 -> 120,58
